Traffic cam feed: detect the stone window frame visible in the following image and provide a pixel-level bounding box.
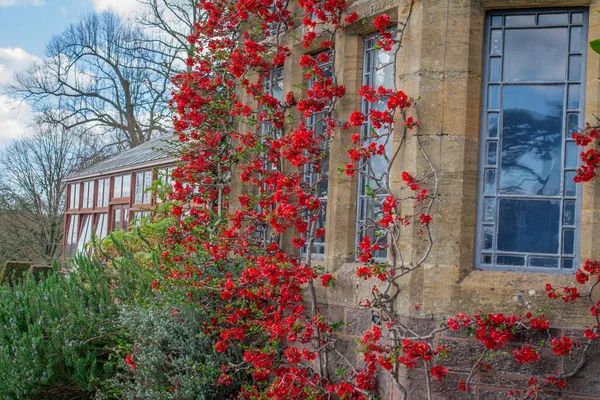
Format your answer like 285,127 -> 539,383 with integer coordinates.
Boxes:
301,49 -> 333,259
475,6 -> 588,274
355,31 -> 396,261
256,65 -> 284,246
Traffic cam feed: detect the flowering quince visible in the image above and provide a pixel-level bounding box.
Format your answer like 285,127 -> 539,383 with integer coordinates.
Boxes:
419,214 -> 432,225
344,12 -> 358,24
348,110 -> 366,127
373,14 -> 390,32
551,336 -> 573,356
166,0 -> 600,397
430,365 -> 448,382
125,354 -> 137,370
320,274 -> 335,287
513,345 -> 541,364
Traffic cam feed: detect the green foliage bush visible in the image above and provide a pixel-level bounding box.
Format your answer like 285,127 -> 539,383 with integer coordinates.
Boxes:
107,304 -> 245,400
0,255 -> 154,399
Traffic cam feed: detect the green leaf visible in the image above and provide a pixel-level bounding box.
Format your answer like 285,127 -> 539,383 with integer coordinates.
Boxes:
590,39 -> 600,55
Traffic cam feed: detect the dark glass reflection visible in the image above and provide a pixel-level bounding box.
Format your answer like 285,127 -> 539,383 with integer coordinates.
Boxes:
530,257 -> 559,268
504,28 -> 568,81
497,199 -> 560,254
505,14 -> 535,26
500,85 -> 563,195
497,255 -> 524,266
538,13 -> 568,25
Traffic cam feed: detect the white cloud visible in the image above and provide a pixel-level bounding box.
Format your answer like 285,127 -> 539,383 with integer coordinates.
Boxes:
59,6 -> 67,15
0,47 -> 41,85
0,48 -> 41,141
91,0 -> 142,16
0,0 -> 44,7
0,95 -> 33,141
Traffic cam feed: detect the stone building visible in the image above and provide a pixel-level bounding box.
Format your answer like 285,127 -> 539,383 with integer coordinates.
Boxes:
59,0 -> 600,397
247,0 -> 600,398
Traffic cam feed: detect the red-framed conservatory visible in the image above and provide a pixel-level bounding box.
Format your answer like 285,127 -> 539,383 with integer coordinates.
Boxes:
62,135 -> 177,262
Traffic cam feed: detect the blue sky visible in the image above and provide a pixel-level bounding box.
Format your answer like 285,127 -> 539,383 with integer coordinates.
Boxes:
0,0 -> 141,144
0,0 -> 96,58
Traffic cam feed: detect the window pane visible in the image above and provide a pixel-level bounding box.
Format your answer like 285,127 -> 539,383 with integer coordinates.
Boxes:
113,209 -> 122,229
530,257 -> 559,268
487,142 -> 497,165
96,180 -> 104,207
123,207 -> 130,228
538,13 -> 568,25
488,113 -> 499,137
83,182 -> 89,208
564,200 -> 576,226
565,171 -> 576,196
504,28 -> 568,81
490,29 -> 502,56
488,85 -> 499,110
77,215 -> 92,251
484,169 -> 496,194
500,85 -> 563,195
567,84 -> 580,110
483,226 -> 493,249
563,229 -> 575,255
567,113 -> 579,137
103,180 -> 109,206
496,255 -> 524,266
489,58 -> 501,82
95,214 -> 108,240
497,199 -> 560,254
135,173 -> 143,204
505,14 -> 535,26
570,27 -> 582,52
571,13 -> 583,25
483,198 -> 495,222
563,258 -> 574,269
114,176 -> 122,198
143,172 -> 153,203
482,254 -> 493,264
566,141 -> 577,169
491,15 -> 503,27
122,175 -> 131,198
373,48 -> 394,89
569,55 -> 582,81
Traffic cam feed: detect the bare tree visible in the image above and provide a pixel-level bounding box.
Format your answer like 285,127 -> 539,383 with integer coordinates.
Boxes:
9,12 -> 171,149
137,0 -> 203,75
0,121 -> 103,265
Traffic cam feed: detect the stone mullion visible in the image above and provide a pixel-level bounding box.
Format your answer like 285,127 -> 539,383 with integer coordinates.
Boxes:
323,33 -> 364,272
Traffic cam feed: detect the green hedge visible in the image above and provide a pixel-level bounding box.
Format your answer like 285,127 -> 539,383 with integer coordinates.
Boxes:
0,261 -> 33,284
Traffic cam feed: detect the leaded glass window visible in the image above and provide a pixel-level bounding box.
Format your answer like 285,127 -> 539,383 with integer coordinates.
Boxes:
302,50 -> 332,258
357,33 -> 396,260
476,8 -> 587,272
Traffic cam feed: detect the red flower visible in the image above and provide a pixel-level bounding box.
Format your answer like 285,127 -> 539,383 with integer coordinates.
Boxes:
285,347 -> 301,364
419,214 -> 432,225
215,340 -> 229,353
374,14 -> 390,32
551,336 -> 573,356
348,111 -> 366,127
320,274 -> 334,287
125,354 -> 137,370
344,12 -> 358,24
584,328 -> 599,341
292,236 -> 306,248
513,345 -> 540,364
430,365 -> 448,382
